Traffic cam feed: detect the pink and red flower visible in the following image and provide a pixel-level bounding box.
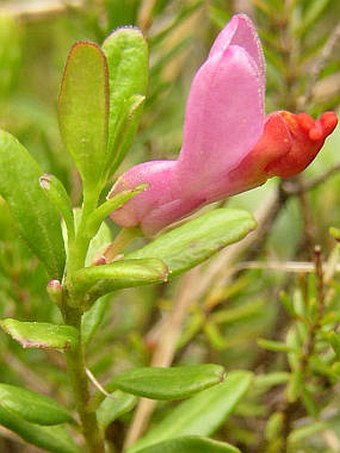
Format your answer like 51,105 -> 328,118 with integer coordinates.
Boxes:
110,14 -> 338,236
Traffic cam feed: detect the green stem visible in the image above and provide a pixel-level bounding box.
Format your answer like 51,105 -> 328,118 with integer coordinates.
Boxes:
103,227 -> 140,263
67,186 -> 100,276
62,184 -> 105,451
63,307 -> 104,452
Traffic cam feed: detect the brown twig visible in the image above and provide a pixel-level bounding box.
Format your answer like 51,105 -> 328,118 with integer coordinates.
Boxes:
137,0 -> 158,33
313,245 -> 325,322
234,260 -> 340,274
282,163 -> 340,196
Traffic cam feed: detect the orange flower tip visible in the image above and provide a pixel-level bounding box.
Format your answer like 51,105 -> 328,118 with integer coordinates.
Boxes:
296,111 -> 338,142
309,122 -> 323,141
320,111 -> 338,136
297,113 -> 314,131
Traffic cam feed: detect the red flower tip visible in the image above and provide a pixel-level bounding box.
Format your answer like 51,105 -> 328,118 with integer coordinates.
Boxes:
297,111 -> 338,142
263,111 -> 338,179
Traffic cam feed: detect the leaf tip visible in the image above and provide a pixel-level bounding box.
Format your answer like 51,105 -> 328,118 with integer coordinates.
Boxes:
103,25 -> 146,44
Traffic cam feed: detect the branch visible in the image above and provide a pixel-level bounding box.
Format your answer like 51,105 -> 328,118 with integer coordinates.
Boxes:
234,260 -> 340,274
282,163 -> 340,196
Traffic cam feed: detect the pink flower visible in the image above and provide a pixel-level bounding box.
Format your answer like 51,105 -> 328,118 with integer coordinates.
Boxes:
110,14 -> 338,236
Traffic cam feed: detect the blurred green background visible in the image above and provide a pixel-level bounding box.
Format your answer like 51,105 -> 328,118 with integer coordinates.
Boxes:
0,1 -> 340,452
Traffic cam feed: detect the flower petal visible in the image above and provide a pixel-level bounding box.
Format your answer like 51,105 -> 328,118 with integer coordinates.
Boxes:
177,44 -> 265,191
209,14 -> 265,77
264,111 -> 338,178
110,160 -> 177,228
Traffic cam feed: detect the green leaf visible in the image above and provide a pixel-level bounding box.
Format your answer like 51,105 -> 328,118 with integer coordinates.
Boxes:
0,319 -> 79,351
0,384 -> 73,425
71,258 -> 168,309
107,365 -> 225,400
134,436 -> 240,453
288,421 -> 328,445
128,370 -> 252,452
0,130 -> 66,279
58,41 -> 109,191
294,0 -> 332,37
286,369 -> 303,403
102,27 -> 148,175
149,2 -> 202,47
204,322 -> 227,350
265,412 -> 284,442
0,406 -> 80,453
82,296 -> 110,345
257,338 -> 295,353
66,208 -> 113,266
128,209 -> 256,277
254,372 -> 290,390
0,15 -> 22,97
85,219 -> 112,266
106,94 -> 145,178
86,183 -> 147,240
40,173 -> 75,241
97,390 -> 137,430
212,299 -> 265,325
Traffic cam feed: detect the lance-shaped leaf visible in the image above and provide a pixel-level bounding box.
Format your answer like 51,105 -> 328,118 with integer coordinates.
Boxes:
97,390 -> 137,430
0,319 -> 79,351
106,94 -> 145,178
40,174 -> 74,241
0,130 -> 65,278
71,258 -> 168,308
58,41 -> 109,191
106,364 -> 225,400
128,371 -> 252,452
86,183 -> 147,240
0,406 -> 80,453
0,384 -> 73,425
102,27 -> 148,175
82,296 -> 110,345
133,436 -> 240,453
85,219 -> 112,266
127,208 -> 256,278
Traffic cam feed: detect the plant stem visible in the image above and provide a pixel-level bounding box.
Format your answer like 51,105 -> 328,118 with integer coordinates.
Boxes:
63,307 -> 105,452
102,227 -> 139,263
62,185 -> 105,451
67,186 -> 100,276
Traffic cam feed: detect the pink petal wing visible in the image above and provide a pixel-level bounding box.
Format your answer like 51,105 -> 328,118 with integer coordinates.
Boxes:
110,14 -> 269,236
209,14 -> 265,77
177,44 -> 265,192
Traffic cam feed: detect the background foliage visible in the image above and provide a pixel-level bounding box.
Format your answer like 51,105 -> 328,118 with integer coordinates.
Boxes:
0,0 -> 340,452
